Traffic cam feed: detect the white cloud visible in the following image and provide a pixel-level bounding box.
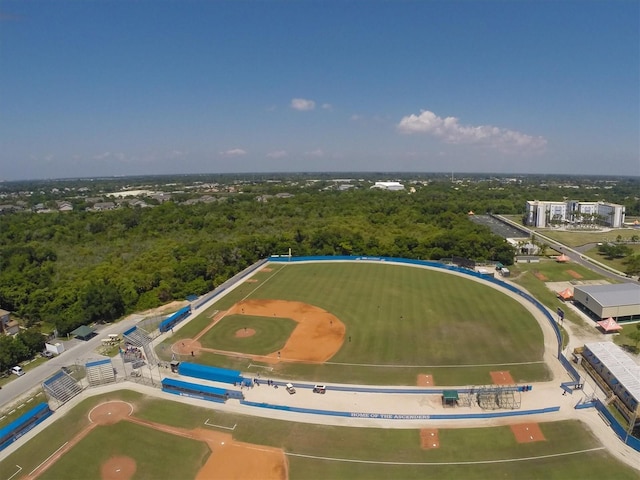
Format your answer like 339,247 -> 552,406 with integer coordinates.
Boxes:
291,98 -> 316,111
321,103 -> 332,110
350,114 -> 364,121
266,150 -> 288,159
397,109 -> 547,153
305,149 -> 324,157
219,148 -> 247,157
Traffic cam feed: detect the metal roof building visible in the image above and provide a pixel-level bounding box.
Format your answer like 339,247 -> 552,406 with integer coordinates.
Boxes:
583,342 -> 640,424
573,283 -> 640,322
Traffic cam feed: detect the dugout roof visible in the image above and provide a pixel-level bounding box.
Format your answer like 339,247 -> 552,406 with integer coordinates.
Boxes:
442,390 -> 459,400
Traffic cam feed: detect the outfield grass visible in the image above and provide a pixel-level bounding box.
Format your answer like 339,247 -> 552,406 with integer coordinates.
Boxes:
162,261 -> 549,384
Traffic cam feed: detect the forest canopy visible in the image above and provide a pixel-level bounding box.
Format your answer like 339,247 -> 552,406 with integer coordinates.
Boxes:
0,184 -> 519,334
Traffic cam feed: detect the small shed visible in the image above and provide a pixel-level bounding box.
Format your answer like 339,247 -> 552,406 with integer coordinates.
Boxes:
71,325 -> 96,340
442,390 -> 459,407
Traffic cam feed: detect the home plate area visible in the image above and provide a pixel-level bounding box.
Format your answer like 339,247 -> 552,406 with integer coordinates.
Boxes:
420,428 -> 440,449
510,423 -> 546,443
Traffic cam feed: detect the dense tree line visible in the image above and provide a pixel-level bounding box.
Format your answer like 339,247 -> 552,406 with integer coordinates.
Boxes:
0,186 -> 523,335
0,328 -> 45,372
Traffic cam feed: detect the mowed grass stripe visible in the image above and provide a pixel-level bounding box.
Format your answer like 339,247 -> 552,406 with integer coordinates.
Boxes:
246,262 -> 543,365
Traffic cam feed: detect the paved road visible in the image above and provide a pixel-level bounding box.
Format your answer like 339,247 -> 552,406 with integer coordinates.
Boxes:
0,314 -> 143,408
496,216 -> 637,284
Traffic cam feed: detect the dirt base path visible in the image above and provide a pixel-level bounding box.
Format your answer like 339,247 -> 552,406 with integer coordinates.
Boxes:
28,402 -> 286,480
227,299 -> 346,363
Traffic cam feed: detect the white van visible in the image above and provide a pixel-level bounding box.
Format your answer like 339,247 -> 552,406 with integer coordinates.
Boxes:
11,366 -> 24,376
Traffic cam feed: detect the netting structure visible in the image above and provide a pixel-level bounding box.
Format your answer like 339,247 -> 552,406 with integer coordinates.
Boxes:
475,385 -> 522,410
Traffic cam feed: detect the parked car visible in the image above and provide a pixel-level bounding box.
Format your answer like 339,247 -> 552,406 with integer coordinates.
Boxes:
41,351 -> 54,359
285,383 -> 296,394
313,385 -> 326,394
11,366 -> 25,376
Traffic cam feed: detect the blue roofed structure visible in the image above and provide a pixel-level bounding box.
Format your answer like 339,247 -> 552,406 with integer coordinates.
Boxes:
161,378 -> 230,403
178,362 -> 244,385
0,403 -> 52,451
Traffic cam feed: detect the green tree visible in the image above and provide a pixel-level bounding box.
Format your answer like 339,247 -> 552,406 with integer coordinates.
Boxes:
623,255 -> 640,276
627,325 -> 640,351
17,327 -> 46,355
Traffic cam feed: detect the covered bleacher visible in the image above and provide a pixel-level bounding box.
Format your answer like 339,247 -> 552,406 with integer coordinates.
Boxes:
158,306 -> 192,333
43,370 -> 83,405
0,403 -> 52,452
85,359 -> 116,386
161,378 -> 241,403
178,362 -> 247,385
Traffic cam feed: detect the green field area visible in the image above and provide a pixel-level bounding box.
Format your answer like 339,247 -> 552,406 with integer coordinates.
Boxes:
40,421 -> 209,480
510,258 -> 604,282
199,314 -> 297,355
582,244 -> 640,272
535,229 -> 636,247
509,260 -> 601,328
161,261 -> 550,385
2,390 -> 637,480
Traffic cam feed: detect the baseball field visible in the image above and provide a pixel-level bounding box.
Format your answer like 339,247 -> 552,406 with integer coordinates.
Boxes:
161,261 -> 550,385
1,389 -> 638,480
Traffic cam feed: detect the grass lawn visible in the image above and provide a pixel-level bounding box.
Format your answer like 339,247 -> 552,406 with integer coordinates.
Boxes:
39,421 -> 209,480
613,323 -> 640,354
199,314 -> 297,355
510,258 -> 604,282
582,244 -> 640,273
509,258 -> 614,329
0,390 -> 142,476
533,229 -> 634,247
2,390 -> 638,480
161,261 -> 548,384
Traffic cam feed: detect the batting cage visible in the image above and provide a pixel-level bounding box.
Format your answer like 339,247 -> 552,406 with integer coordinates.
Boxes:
476,385 -> 522,410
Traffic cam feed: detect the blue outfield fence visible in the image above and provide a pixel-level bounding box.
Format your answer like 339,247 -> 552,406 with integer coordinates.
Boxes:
594,400 -> 640,452
240,399 -> 559,421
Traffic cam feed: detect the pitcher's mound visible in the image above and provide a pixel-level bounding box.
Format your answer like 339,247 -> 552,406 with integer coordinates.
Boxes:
235,328 -> 256,338
89,401 -> 133,425
101,455 -> 136,480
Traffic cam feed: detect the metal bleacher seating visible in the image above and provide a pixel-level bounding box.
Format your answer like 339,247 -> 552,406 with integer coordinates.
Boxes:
43,370 -> 83,404
85,359 -> 116,387
123,327 -> 152,347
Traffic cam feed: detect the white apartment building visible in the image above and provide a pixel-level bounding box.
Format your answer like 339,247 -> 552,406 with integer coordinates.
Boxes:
525,200 -> 625,228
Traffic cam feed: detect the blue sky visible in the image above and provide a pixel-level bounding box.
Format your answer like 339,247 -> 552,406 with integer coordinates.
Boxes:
1,1 -> 638,180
